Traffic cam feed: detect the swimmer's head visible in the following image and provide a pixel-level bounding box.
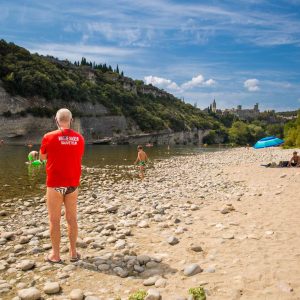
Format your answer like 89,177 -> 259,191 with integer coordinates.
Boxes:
56,108 -> 72,128
137,145 -> 143,151
293,151 -> 298,155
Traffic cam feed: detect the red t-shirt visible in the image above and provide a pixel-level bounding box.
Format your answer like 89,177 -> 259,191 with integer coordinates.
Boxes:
40,129 -> 84,187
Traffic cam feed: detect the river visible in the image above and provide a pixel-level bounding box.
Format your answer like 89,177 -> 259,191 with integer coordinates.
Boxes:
0,144 -> 222,201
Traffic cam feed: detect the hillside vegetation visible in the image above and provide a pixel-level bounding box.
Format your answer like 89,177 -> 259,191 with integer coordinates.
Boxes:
284,111 -> 300,147
0,39 -> 217,132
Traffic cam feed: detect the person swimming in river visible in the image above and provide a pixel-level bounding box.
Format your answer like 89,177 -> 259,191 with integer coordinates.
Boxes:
26,150 -> 46,166
28,150 -> 39,163
134,145 -> 148,180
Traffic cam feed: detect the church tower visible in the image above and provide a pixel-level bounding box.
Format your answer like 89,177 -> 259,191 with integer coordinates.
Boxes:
212,99 -> 217,113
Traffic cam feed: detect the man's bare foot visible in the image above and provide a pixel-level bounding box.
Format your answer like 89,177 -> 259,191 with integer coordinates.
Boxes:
45,253 -> 62,264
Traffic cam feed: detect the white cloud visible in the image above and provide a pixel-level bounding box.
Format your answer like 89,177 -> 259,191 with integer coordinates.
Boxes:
144,76 -> 180,90
181,74 -> 216,89
144,74 -> 216,92
244,78 -> 260,91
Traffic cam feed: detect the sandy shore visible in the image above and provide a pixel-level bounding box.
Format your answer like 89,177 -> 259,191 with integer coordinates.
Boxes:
1,147 -> 300,300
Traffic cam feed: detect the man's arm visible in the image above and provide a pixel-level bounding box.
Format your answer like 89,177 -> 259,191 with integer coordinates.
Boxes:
134,153 -> 142,164
134,155 -> 139,164
39,151 -> 47,161
39,135 -> 48,161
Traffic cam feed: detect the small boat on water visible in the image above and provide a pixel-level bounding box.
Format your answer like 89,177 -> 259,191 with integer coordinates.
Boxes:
145,143 -> 153,147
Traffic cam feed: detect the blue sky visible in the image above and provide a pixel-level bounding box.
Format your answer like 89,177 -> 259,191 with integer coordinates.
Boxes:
1,0 -> 300,111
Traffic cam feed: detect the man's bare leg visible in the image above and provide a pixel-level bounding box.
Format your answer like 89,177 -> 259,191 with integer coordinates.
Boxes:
64,189 -> 78,259
46,188 -> 63,261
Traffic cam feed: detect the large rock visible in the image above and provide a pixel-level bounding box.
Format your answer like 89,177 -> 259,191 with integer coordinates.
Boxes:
18,287 -> 41,300
43,282 -> 60,294
137,255 -> 151,265
145,288 -> 161,300
143,276 -> 160,286
190,245 -> 203,252
138,220 -> 150,228
69,289 -> 84,300
113,267 -> 129,278
17,260 -> 35,271
183,264 -> 203,276
155,278 -> 167,288
2,231 -> 15,240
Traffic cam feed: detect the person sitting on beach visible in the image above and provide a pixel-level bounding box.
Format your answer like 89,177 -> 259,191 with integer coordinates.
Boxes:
134,145 -> 148,180
288,151 -> 300,167
40,108 -> 84,263
28,150 -> 39,163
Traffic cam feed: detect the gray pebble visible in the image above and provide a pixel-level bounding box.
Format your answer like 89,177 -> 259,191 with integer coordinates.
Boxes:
183,264 -> 203,276
143,276 -> 159,286
167,236 -> 179,245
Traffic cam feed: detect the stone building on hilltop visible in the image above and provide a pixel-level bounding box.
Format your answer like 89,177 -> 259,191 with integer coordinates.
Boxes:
204,99 -> 260,120
225,103 -> 260,120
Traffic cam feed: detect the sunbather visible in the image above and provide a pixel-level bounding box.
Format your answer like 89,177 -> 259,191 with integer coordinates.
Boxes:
288,151 -> 300,167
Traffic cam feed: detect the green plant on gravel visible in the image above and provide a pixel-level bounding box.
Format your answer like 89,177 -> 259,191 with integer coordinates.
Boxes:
188,286 -> 206,300
128,290 -> 147,300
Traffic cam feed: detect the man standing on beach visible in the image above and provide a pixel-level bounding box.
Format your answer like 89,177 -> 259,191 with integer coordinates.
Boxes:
40,108 -> 84,263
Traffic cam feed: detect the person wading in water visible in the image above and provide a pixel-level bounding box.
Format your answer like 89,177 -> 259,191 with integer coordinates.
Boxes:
134,145 -> 148,180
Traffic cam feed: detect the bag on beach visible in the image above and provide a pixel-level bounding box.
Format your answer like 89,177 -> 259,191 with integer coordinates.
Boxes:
278,161 -> 289,167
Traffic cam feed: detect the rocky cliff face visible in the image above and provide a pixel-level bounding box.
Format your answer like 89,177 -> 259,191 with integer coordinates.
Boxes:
0,81 -> 109,116
0,81 -> 209,145
0,81 -> 135,144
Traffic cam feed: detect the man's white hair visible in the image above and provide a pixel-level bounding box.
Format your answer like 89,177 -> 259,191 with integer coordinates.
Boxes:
56,108 -> 72,123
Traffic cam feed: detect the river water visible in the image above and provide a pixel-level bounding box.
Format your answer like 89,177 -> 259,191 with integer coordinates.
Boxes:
0,145 -> 221,201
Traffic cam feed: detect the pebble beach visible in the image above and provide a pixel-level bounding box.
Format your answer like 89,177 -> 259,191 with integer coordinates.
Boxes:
1,147 -> 300,300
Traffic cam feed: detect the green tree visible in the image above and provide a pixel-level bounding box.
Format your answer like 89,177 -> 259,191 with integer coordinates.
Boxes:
266,123 -> 284,138
284,111 -> 300,147
228,121 -> 251,145
248,123 -> 265,143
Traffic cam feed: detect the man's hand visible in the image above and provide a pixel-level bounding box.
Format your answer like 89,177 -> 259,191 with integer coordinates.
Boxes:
40,151 -> 47,161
